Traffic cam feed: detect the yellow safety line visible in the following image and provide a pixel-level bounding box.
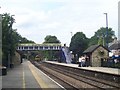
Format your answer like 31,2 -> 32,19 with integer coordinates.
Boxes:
28,62 -> 48,88
23,67 -> 26,90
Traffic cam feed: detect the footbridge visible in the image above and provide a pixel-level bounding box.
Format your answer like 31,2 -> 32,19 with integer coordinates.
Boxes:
17,43 -> 72,64
17,43 -> 62,51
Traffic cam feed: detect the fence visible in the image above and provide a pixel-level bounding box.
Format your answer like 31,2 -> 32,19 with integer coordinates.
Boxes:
101,58 -> 120,68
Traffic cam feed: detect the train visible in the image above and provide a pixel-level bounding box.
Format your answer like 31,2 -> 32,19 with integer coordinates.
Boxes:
34,55 -> 42,62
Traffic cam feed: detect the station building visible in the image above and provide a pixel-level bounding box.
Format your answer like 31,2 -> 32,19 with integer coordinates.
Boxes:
83,45 -> 109,67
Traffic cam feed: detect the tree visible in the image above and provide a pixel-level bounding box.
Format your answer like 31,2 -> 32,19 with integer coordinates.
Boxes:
42,35 -> 61,60
2,13 -> 15,67
2,13 -> 35,67
88,36 -> 98,46
98,36 -> 105,45
69,32 -> 89,60
89,27 -> 115,46
44,35 -> 60,43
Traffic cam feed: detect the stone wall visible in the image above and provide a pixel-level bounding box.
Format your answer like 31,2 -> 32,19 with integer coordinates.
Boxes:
12,52 -> 21,66
91,46 -> 109,67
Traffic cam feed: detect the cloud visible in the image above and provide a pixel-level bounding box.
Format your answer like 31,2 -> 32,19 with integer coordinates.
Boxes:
1,0 -> 119,45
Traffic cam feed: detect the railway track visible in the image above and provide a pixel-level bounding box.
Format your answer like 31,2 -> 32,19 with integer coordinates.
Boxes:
38,65 -> 78,89
32,61 -> 77,89
32,61 -> 120,90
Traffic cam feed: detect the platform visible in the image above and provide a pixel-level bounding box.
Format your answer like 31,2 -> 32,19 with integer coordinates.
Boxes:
45,61 -> 120,75
2,60 -> 64,89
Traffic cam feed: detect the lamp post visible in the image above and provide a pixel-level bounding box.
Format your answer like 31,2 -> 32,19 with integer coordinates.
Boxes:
8,15 -> 15,68
104,13 -> 108,48
118,1 -> 120,40
0,19 -> 1,65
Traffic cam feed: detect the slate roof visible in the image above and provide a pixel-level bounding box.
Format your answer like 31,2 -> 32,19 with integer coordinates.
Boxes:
109,43 -> 120,50
83,45 -> 109,54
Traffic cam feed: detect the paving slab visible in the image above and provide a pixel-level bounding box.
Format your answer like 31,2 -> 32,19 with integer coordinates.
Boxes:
46,61 -> 120,75
2,60 -> 64,89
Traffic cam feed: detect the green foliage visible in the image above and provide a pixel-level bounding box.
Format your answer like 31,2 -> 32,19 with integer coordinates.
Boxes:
43,35 -> 61,60
19,37 -> 35,43
37,50 -> 60,61
89,27 -> 115,46
88,36 -> 98,46
69,32 -> 89,57
98,36 -> 105,46
2,13 -> 34,67
2,13 -> 15,66
69,27 -> 115,63
44,35 -> 60,43
96,27 -> 115,43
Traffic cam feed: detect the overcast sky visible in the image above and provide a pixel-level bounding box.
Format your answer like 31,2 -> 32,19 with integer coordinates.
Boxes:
0,0 -> 119,46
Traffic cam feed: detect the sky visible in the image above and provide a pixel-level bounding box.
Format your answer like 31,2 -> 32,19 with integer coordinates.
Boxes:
0,0 -> 119,46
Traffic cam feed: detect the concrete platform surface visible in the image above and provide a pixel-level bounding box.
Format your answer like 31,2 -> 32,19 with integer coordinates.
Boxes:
2,60 -> 64,89
46,61 -> 120,75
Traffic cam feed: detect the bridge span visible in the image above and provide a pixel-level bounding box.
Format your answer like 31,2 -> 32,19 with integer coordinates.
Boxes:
17,43 -> 62,51
17,43 -> 72,64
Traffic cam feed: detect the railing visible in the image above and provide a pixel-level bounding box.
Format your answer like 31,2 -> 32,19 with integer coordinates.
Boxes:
62,47 -> 72,64
101,58 -> 120,68
17,43 -> 62,51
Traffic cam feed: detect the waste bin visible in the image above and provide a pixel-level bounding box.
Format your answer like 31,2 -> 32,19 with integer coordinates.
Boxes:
2,67 -> 7,75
